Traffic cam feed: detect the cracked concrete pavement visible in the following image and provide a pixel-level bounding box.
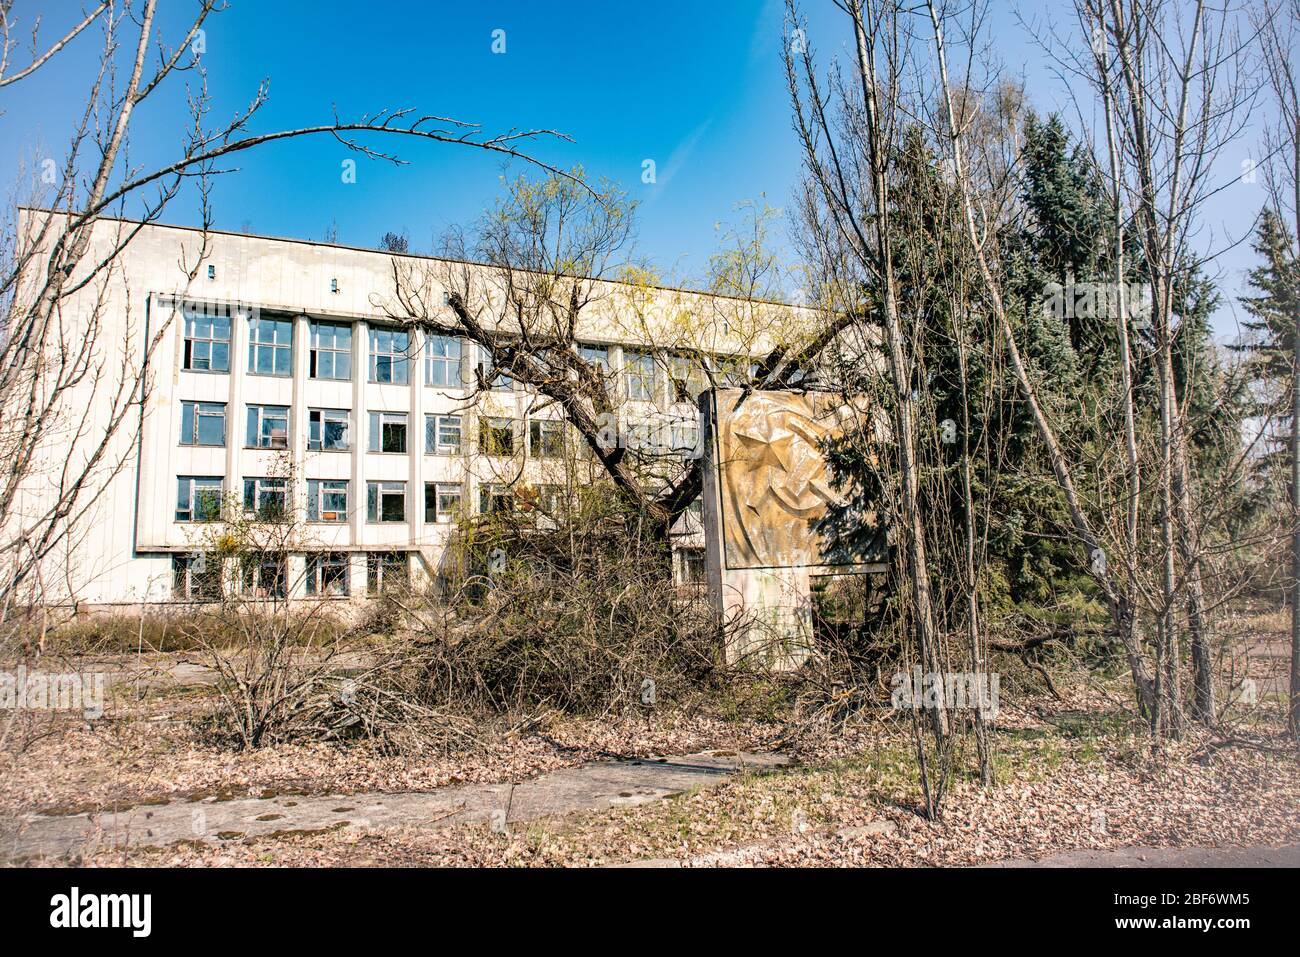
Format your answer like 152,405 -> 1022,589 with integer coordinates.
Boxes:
2,750 -> 789,861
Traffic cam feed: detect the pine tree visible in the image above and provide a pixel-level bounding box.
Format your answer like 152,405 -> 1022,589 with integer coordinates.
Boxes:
1238,209 -> 1300,472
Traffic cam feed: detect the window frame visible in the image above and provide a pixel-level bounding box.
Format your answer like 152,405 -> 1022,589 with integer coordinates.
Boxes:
247,316 -> 294,377
425,414 -> 462,455
716,355 -> 759,388
669,354 -> 709,403
478,417 -> 515,456
179,400 -> 227,447
306,553 -> 350,597
670,418 -> 701,457
424,334 -> 463,388
242,477 -> 289,521
240,553 -> 287,599
528,419 -> 565,459
623,350 -> 658,402
306,478 -> 350,523
479,483 -> 513,515
366,480 -> 407,523
172,553 -> 222,600
578,343 -> 611,376
175,476 -> 223,522
182,307 -> 232,373
368,326 -> 410,384
425,481 -> 463,524
366,551 -> 408,595
245,404 -> 290,449
308,408 -> 350,452
309,319 -> 353,380
367,411 -> 409,453
476,344 -> 514,392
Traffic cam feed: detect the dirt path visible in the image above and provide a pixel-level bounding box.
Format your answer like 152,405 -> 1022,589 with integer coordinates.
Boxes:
2,750 -> 788,861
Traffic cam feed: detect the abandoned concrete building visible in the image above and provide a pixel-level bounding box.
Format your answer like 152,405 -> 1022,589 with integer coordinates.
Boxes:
12,210 -> 819,608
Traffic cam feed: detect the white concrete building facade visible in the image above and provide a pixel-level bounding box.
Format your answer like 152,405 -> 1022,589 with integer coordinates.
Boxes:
12,212 -> 794,607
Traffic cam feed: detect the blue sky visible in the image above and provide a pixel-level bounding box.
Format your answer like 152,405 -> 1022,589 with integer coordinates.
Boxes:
0,0 -> 1269,336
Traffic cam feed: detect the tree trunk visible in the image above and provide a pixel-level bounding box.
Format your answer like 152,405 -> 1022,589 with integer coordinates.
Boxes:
1291,312 -> 1300,737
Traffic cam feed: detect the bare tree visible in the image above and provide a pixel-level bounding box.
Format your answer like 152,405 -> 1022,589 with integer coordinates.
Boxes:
389,171 -> 854,542
783,0 -> 956,819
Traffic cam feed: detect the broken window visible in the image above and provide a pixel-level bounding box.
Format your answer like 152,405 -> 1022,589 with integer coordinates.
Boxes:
308,408 -> 350,451
366,481 -> 407,523
246,405 -> 290,449
367,411 -> 408,453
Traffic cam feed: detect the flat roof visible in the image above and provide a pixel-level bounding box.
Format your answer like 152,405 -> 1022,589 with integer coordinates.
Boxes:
17,206 -> 803,310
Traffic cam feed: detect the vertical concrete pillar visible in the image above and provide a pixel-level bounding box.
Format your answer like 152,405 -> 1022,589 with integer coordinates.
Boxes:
288,313 -> 310,598
409,326 -> 425,551
351,320 -> 367,549
226,304 -> 249,515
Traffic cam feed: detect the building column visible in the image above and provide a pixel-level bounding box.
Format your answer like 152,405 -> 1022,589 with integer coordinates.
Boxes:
226,304 -> 249,515
288,313 -> 310,598
409,327 -> 425,551
350,320 -> 369,599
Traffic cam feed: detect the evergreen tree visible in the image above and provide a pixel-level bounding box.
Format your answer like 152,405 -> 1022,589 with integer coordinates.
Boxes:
1238,209 -> 1300,474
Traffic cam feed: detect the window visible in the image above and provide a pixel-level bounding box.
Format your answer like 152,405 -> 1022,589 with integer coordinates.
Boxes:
425,335 -> 463,387
240,554 -> 286,599
578,343 -> 610,376
425,414 -> 461,455
476,347 -> 514,391
425,482 -> 463,523
310,320 -> 352,380
528,419 -> 565,459
248,316 -> 293,376
367,481 -> 407,523
306,553 -> 349,597
243,477 -> 288,520
172,553 -> 221,600
367,552 -> 408,595
623,350 -> 658,402
669,355 -> 709,403
479,483 -> 513,515
180,401 -> 226,447
246,405 -> 290,449
680,548 -> 707,587
176,477 -> 223,522
369,326 -> 410,383
182,305 -> 231,372
308,408 -> 350,451
367,411 -> 408,453
307,479 -> 349,523
479,417 -> 514,456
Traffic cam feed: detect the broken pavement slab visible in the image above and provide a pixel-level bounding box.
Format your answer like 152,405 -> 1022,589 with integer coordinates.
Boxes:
2,749 -> 789,861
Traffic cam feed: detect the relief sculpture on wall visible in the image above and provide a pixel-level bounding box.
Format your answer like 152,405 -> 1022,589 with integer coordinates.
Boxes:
713,389 -> 878,570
